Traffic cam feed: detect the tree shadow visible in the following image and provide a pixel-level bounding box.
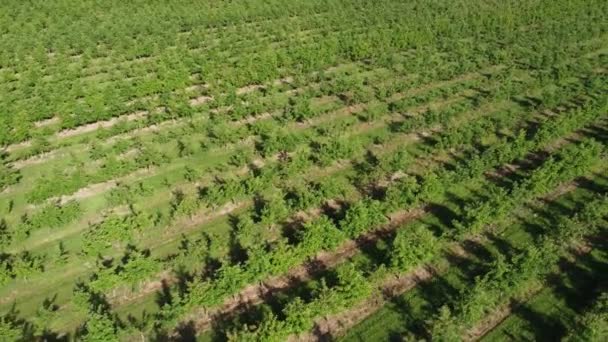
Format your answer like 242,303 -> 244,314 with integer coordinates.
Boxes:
357,233 -> 392,267
506,236 -> 608,340
397,272 -> 461,340
0,304 -> 36,341
322,199 -> 348,225
173,265 -> 193,299
209,265 -> 342,340
510,302 -> 565,340
552,237 -> 608,312
155,279 -> 174,308
174,321 -> 197,342
200,257 -> 222,281
581,124 -> 608,143
484,234 -> 522,260
386,295 -> 422,340
511,94 -> 542,110
516,210 -> 551,241
575,173 -> 608,193
459,238 -> 497,263
280,215 -> 307,245
425,202 -> 459,236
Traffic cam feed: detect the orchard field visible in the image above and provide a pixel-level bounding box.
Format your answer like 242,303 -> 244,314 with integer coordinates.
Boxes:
1,0 -> 608,340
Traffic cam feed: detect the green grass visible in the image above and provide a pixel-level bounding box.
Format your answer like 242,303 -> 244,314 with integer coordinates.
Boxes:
482,233 -> 608,341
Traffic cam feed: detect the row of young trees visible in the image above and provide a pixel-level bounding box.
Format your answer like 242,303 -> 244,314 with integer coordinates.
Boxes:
152,105 -> 607,335
4,6 -> 600,227
7,201 -> 81,245
4,53 -> 380,163
1,56 -> 597,320
0,83 -> 604,342
4,0 -> 604,154
453,139 -> 604,238
3,127 -> 604,341
19,31 -> 601,208
0,65 -> 481,290
225,139 -> 607,341
2,60 -> 600,308
564,291 -> 608,341
0,154 -> 20,191
2,1 -> 608,337
15,58 -> 428,203
10,56 -> 601,222
199,71 -> 516,209
47,75 -> 605,324
428,194 -> 608,340
0,0 -> 489,146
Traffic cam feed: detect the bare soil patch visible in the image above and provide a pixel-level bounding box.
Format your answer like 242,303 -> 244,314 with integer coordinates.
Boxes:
57,110 -> 147,138
189,95 -> 214,106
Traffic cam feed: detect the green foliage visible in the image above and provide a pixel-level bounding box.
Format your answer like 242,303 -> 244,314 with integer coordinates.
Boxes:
565,292 -> 608,342
81,310 -> 119,342
0,251 -> 45,285
233,264 -> 373,340
257,129 -> 303,157
256,194 -> 289,227
285,177 -> 350,211
384,175 -> 421,210
176,139 -> 196,158
340,198 -> 388,237
170,190 -> 200,219
207,121 -> 246,145
1,0 -> 607,338
284,183 -> 322,211
283,96 -> 313,122
82,214 -> 148,256
0,219 -> 12,248
311,136 -> 360,166
0,158 -> 20,191
428,189 -> 608,340
89,142 -> 108,160
390,224 -> 439,270
201,177 -> 245,206
17,200 -> 81,236
72,282 -> 121,341
233,215 -> 263,250
31,299 -> 60,336
298,216 -> 345,253
106,181 -> 153,206
229,147 -> 253,167
89,245 -> 160,292
182,165 -> 201,182
357,100 -> 387,122
135,144 -> 170,169
0,307 -> 31,342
